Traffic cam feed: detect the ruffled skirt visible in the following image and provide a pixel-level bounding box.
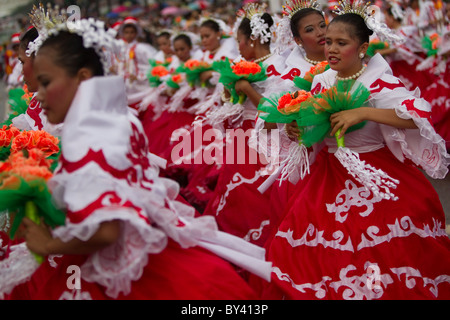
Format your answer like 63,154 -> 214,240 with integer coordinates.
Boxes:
6,239 -> 258,300
260,147 -> 450,300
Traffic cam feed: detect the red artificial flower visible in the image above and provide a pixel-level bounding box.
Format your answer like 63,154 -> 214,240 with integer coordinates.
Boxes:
171,74 -> 183,83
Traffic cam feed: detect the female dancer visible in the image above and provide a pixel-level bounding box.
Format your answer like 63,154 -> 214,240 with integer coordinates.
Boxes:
254,0 -> 328,230
10,26 -> 61,136
117,17 -> 157,109
154,30 -> 178,71
142,33 -> 203,165
167,18 -> 240,213
260,1 -> 450,300
0,16 -> 270,300
201,3 -> 286,248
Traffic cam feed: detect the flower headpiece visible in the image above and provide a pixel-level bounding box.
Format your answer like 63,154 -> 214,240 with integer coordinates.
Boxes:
27,3 -> 123,75
236,3 -> 273,44
274,0 -> 323,53
26,3 -> 68,56
199,17 -> 232,36
333,0 -> 405,44
281,0 -> 321,18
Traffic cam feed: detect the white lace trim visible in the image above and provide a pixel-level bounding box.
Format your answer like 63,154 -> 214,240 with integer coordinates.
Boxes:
0,243 -> 39,299
205,100 -> 245,129
391,267 -> 450,298
243,219 -> 270,242
358,216 -> 448,251
215,169 -> 263,216
392,102 -> 450,179
166,84 -> 193,113
188,85 -> 222,115
53,207 -> 167,299
326,180 -> 383,223
334,147 -> 400,201
273,261 -> 450,299
276,225 -> 355,253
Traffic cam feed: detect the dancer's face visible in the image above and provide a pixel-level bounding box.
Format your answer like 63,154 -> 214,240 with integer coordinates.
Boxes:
173,39 -> 191,62
200,26 -> 221,52
122,25 -> 137,43
324,21 -> 367,78
236,30 -> 255,61
18,46 -> 38,92
157,36 -> 173,56
295,12 -> 326,59
34,47 -> 81,124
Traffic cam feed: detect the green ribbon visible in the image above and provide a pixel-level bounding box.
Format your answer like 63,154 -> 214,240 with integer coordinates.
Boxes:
335,129 -> 345,148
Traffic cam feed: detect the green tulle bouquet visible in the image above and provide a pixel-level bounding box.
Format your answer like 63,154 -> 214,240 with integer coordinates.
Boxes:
0,129 -> 64,263
175,59 -> 213,88
258,79 -> 399,200
212,58 -> 267,104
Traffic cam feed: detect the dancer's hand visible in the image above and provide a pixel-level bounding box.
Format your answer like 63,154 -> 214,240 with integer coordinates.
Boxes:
330,108 -> 365,138
285,121 -> 301,140
22,217 -> 52,256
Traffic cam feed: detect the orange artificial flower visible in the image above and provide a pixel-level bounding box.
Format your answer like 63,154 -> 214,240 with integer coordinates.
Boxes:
429,33 -> 441,50
10,130 -> 59,157
22,84 -> 33,104
0,148 -> 53,190
304,61 -> 329,83
151,65 -> 169,77
184,59 -> 210,70
277,90 -> 313,115
231,61 -> 262,76
0,125 -> 20,148
33,131 -> 60,156
10,131 -> 34,153
309,61 -> 329,75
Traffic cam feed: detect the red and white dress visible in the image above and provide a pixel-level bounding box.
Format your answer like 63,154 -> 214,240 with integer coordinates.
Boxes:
11,93 -> 62,136
201,53 -> 288,247
118,39 -> 157,109
421,26 -> 450,150
165,37 -> 240,212
0,76 -> 271,300
258,54 -> 450,300
255,48 -> 328,235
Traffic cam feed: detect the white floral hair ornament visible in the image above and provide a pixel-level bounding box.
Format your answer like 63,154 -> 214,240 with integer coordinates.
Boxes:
27,3 -> 123,75
333,0 -> 405,44
389,1 -> 405,21
199,17 -> 232,36
236,3 -> 274,44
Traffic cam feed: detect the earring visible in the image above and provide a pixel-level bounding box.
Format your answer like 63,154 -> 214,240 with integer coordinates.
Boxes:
250,43 -> 254,47
359,52 -> 365,59
298,43 -> 303,48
